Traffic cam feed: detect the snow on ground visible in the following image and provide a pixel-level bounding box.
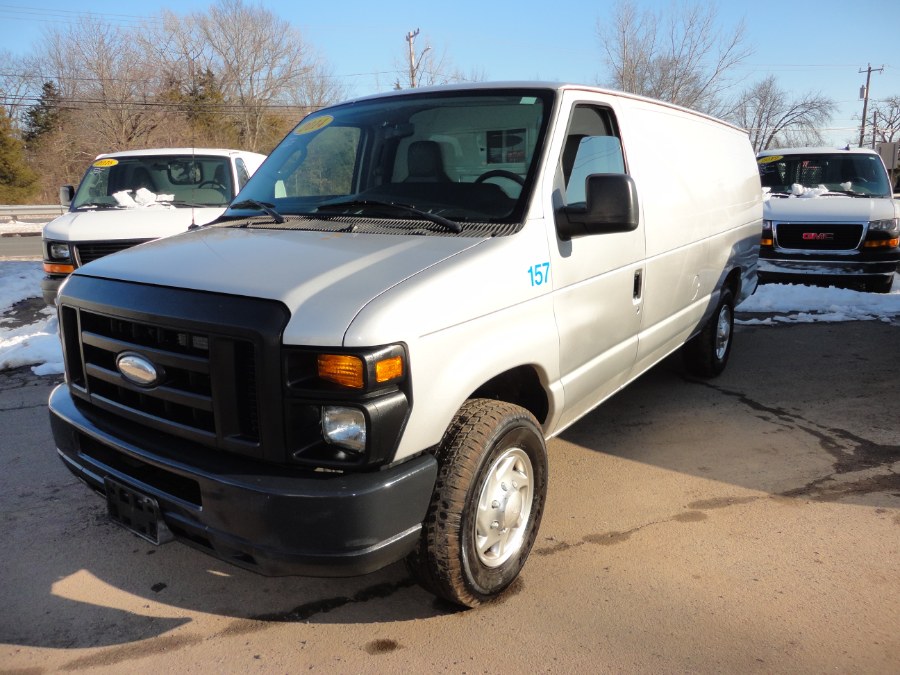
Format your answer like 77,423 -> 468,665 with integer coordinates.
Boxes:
1,260 -> 899,377
0,261 -> 62,375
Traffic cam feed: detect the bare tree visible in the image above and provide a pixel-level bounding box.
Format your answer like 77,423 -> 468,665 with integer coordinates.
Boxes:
597,0 -> 751,115
37,17 -> 170,150
0,51 -> 37,130
732,75 -> 835,152
189,0 -> 325,150
869,95 -> 900,144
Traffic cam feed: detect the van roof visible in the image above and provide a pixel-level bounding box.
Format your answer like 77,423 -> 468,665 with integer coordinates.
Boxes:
326,81 -> 745,134
757,146 -> 879,157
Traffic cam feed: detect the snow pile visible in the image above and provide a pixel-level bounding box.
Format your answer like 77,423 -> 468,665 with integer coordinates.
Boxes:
112,188 -> 175,208
737,276 -> 900,324
0,262 -> 63,375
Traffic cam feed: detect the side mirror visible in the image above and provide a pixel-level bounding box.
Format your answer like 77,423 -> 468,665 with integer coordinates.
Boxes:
555,173 -> 640,240
59,185 -> 75,207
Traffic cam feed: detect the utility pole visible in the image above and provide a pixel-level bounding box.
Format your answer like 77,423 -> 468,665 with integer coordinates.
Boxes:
858,63 -> 883,147
406,29 -> 420,88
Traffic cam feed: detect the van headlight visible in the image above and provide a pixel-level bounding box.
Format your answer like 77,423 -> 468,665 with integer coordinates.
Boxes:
283,344 -> 411,468
868,218 -> 899,235
49,242 -> 71,259
322,406 -> 367,453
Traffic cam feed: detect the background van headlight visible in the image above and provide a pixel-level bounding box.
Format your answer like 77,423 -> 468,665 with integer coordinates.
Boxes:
869,218 -> 899,235
49,242 -> 71,260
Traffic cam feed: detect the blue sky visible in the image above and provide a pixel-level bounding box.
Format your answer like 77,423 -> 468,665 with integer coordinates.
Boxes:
2,0 -> 898,145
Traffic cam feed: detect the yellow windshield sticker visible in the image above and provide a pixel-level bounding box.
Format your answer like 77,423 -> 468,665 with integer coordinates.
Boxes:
294,115 -> 334,135
92,158 -> 119,168
757,155 -> 783,164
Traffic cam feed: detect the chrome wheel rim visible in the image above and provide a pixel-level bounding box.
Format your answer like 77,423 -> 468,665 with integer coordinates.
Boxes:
474,446 -> 534,568
715,304 -> 732,360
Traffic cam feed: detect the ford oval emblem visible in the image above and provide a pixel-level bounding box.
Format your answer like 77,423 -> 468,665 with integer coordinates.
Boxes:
116,352 -> 160,387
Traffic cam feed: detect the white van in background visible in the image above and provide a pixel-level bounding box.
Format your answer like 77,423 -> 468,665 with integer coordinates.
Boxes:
49,84 -> 761,607
40,148 -> 266,304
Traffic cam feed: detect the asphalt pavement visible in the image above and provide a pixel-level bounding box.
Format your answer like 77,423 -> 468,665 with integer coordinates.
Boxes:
1,317 -> 898,672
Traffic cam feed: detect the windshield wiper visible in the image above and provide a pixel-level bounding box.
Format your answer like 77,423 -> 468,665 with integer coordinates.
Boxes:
75,203 -> 119,210
315,199 -> 462,234
231,199 -> 286,224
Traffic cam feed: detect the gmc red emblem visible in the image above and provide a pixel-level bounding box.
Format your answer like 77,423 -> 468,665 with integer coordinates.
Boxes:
802,232 -> 834,240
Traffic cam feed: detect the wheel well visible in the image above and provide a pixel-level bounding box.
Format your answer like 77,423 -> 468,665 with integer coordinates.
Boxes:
722,267 -> 741,301
469,366 -> 549,425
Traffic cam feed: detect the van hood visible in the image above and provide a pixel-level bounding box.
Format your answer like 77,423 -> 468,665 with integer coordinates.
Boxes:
42,207 -> 225,242
73,225 -> 487,346
763,195 -> 897,222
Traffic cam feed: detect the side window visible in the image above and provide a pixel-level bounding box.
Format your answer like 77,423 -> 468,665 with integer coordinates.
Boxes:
560,106 -> 625,205
235,158 -> 251,189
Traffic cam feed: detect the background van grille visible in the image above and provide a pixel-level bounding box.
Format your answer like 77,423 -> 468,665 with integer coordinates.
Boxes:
774,222 -> 864,251
74,240 -> 152,266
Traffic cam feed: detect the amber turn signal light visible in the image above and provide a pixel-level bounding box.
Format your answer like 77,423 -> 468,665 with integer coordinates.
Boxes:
317,354 -> 364,389
43,263 -> 75,274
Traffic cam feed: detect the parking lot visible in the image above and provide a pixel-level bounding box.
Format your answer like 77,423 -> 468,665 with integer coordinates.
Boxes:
1,315 -> 898,673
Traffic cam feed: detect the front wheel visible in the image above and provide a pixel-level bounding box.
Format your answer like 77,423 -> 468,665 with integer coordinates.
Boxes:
683,287 -> 735,377
407,399 -> 548,608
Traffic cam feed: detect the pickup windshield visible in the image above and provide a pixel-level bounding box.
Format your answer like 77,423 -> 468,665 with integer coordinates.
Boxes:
228,89 -> 553,230
71,155 -> 234,210
758,152 -> 891,197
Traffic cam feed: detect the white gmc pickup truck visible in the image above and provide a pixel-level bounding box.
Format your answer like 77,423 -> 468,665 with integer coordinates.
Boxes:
48,83 -> 761,607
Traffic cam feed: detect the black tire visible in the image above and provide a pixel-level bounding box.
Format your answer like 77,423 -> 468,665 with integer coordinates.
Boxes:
683,287 -> 735,378
407,399 -> 548,608
864,276 -> 894,294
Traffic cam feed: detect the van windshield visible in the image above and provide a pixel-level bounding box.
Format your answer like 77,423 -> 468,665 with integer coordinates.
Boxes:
758,153 -> 891,197
71,155 -> 234,210
229,89 -> 553,231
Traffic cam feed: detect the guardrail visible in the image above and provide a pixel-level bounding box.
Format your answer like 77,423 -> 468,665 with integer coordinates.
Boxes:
0,205 -> 66,219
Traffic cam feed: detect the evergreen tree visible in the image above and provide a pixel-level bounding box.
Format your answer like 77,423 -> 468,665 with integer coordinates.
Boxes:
0,108 -> 39,203
24,81 -> 62,144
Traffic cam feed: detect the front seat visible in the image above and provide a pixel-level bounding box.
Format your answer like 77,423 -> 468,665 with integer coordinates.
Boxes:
405,140 -> 451,182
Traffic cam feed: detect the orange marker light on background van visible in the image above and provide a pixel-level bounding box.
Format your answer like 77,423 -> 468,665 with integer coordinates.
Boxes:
43,263 -> 75,274
317,354 -> 364,388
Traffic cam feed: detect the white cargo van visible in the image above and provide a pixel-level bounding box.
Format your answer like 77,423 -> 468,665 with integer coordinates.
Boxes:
48,84 -> 761,607
756,147 -> 899,292
41,148 -> 266,304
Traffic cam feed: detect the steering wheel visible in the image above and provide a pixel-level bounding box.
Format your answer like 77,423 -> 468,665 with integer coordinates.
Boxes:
198,181 -> 227,191
474,170 -> 525,186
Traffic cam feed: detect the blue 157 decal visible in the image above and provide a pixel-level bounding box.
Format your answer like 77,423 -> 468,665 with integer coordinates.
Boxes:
527,262 -> 550,286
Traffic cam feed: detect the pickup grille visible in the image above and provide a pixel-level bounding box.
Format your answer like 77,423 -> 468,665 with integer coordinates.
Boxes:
58,276 -> 289,460
74,240 -> 152,266
774,222 -> 864,251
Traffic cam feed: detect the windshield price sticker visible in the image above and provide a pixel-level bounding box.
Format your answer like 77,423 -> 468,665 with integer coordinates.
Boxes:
92,158 -> 119,168
757,155 -> 783,164
295,115 -> 334,135
528,262 -> 550,286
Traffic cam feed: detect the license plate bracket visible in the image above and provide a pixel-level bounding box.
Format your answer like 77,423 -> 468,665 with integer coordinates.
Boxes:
104,476 -> 173,545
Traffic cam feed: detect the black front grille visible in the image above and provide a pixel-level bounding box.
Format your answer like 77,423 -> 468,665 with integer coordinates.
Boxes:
74,240 -> 151,266
58,275 -> 289,462
78,311 -> 219,441
775,222 -> 864,251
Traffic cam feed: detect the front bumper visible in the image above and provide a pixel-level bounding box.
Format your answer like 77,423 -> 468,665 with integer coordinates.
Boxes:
758,249 -> 899,282
40,274 -> 66,306
49,384 -> 437,577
